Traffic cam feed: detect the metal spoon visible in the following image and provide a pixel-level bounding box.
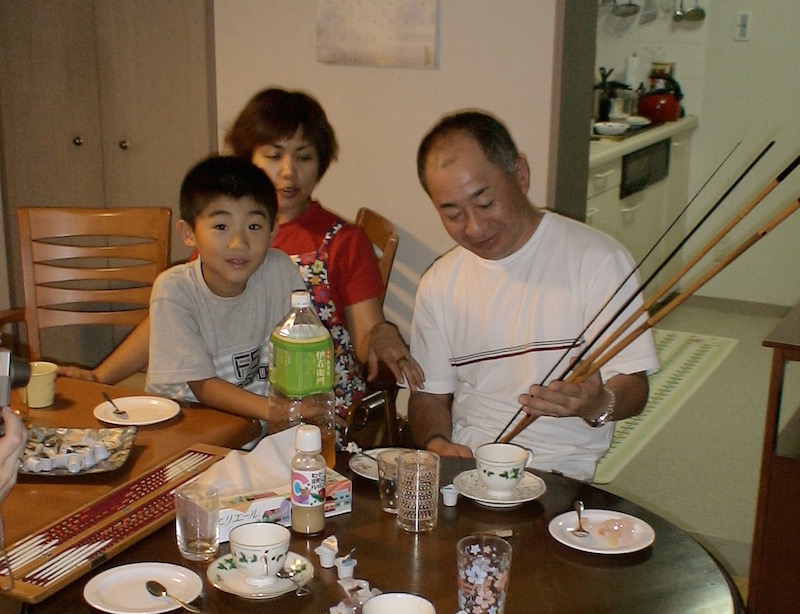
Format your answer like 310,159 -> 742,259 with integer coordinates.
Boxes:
145,580 -> 200,613
276,567 -> 311,596
102,392 -> 128,418
567,500 -> 590,537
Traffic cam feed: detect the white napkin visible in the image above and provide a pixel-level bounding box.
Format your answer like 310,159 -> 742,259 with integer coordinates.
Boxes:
196,426 -> 300,496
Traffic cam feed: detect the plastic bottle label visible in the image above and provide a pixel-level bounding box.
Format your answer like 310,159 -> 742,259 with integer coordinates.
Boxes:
291,469 -> 326,507
269,333 -> 333,397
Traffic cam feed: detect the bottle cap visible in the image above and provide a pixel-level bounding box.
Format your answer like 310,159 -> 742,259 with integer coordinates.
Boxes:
296,424 -> 322,453
291,290 -> 312,309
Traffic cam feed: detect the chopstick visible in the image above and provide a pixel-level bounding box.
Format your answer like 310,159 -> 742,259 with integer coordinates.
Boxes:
498,150 -> 800,444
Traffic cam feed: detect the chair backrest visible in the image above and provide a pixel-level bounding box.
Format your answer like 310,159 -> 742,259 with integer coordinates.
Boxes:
15,206 -> 171,360
354,207 -> 399,303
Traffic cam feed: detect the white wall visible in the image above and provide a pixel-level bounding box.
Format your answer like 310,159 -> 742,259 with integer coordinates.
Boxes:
213,0 -> 559,334
596,0 -> 800,307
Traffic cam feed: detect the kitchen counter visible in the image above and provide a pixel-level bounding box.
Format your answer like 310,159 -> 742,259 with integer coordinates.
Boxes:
589,115 -> 698,168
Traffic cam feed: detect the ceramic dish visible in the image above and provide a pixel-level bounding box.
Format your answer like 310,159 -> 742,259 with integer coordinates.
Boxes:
626,115 -> 652,127
207,552 -> 313,600
453,470 -> 546,508
21,426 -> 137,476
593,121 -> 628,136
93,396 -> 180,426
83,562 -> 202,614
548,509 -> 655,554
348,448 -> 413,481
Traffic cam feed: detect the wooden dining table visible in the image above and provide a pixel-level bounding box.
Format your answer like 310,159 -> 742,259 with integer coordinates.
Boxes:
3,417 -> 746,613
0,377 -> 262,610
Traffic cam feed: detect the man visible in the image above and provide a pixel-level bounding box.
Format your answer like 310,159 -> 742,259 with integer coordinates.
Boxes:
408,111 -> 659,481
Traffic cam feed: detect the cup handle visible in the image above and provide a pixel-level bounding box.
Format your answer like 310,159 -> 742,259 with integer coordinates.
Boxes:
261,554 -> 269,577
524,448 -> 534,467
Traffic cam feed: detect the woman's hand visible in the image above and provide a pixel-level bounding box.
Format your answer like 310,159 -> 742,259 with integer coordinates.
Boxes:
366,322 -> 425,392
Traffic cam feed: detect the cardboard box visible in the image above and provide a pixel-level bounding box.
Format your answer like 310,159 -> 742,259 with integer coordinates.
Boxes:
217,467 -> 351,542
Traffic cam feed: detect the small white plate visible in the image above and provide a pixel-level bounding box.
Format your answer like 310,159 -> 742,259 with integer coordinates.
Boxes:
94,396 -> 180,426
626,115 -> 652,127
207,551 -> 313,600
453,470 -> 546,508
83,562 -> 202,614
548,509 -> 655,554
348,448 -> 412,481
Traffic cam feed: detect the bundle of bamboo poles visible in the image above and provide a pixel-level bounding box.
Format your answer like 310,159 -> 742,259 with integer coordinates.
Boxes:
496,148 -> 800,445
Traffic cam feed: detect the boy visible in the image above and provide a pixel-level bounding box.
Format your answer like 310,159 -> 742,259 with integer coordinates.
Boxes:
146,156 -> 304,420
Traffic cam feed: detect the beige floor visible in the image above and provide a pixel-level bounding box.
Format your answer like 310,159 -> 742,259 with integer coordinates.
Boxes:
601,295 -> 795,591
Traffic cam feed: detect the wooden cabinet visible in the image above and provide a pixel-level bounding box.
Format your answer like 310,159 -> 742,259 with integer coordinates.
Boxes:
0,0 -> 216,365
748,302 -> 800,613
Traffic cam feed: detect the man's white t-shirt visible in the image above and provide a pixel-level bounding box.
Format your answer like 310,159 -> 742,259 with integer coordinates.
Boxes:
410,211 -> 660,480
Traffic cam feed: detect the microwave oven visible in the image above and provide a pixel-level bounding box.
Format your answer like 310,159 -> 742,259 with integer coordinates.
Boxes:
620,138 -> 671,199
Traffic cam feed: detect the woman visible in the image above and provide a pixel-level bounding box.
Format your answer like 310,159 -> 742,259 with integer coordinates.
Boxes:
60,88 -> 423,417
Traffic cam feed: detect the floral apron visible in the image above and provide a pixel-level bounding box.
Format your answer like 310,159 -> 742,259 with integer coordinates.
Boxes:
289,221 -> 366,418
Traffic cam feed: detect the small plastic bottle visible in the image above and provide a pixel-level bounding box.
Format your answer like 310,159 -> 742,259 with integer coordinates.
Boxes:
291,424 -> 327,535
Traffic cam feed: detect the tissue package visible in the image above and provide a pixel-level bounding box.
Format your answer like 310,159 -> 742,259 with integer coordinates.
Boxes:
217,467 -> 351,541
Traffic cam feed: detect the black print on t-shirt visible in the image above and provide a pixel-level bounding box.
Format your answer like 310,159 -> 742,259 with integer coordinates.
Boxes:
232,347 -> 265,387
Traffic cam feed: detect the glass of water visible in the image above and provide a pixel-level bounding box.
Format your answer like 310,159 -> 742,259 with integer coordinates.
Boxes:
175,482 -> 219,561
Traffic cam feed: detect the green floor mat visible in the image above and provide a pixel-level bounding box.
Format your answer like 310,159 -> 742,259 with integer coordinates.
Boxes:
593,328 -> 738,484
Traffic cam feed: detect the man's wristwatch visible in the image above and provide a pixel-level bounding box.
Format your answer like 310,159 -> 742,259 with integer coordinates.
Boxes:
584,387 -> 616,427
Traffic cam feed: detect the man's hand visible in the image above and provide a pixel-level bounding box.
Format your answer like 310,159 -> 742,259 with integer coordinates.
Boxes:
57,365 -> 99,383
426,436 -> 473,458
517,370 -> 605,420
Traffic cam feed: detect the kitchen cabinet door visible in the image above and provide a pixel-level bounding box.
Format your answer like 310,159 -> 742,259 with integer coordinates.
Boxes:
587,180 -> 667,301
658,132 -> 691,294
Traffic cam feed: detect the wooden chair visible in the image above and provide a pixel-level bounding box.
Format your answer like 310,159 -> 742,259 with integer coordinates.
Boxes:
355,207 -> 399,306
347,207 -> 403,446
0,207 -> 171,362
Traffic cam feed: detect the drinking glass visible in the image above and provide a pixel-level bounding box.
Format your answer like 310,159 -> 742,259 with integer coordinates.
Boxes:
175,482 -> 219,561
396,451 -> 439,533
457,534 -> 513,613
377,449 -> 402,513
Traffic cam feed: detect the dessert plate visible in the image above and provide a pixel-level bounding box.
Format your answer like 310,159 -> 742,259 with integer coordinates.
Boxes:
94,396 -> 180,426
348,448 -> 412,480
453,470 -> 546,508
83,562 -> 202,614
548,509 -> 655,554
207,551 -> 313,599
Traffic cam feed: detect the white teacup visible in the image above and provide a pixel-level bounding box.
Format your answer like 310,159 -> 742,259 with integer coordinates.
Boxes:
228,523 -> 291,587
362,593 -> 436,614
474,442 -> 534,498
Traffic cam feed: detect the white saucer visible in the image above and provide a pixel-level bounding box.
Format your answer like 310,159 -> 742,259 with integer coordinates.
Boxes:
348,448 -> 412,481
207,551 -> 313,599
93,396 -> 180,426
83,562 -> 202,614
548,509 -> 655,554
453,470 -> 546,508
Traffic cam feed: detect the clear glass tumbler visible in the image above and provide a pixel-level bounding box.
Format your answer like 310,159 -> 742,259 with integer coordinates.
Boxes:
175,482 -> 219,561
396,450 -> 439,533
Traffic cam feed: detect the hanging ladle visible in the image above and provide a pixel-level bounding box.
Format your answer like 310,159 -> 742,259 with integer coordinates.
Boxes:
612,0 -> 640,18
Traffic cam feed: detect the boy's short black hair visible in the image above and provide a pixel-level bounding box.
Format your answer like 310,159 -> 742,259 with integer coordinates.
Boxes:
179,156 -> 278,227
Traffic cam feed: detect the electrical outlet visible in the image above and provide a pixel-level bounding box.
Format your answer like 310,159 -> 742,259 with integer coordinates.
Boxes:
734,11 -> 751,41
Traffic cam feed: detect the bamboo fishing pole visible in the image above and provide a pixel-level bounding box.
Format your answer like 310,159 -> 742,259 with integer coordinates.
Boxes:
493,141 -> 771,443
499,153 -> 800,445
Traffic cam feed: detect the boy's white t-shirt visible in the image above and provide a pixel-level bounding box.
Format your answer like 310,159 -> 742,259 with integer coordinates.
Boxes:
146,249 -> 304,403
